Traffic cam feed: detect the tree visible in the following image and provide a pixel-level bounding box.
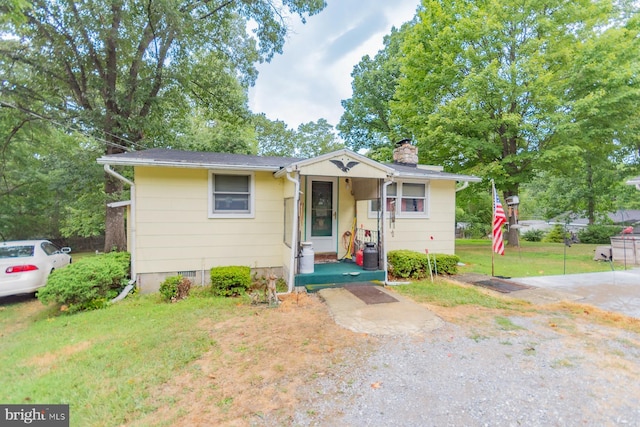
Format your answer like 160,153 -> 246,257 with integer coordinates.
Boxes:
253,113 -> 297,157
390,0 -> 636,246
294,119 -> 344,158
173,108 -> 257,155
540,14 -> 640,223
0,108 -> 104,241
338,24 -> 413,157
1,0 -> 326,251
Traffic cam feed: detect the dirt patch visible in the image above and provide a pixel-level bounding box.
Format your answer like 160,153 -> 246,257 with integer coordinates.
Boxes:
126,290 -> 640,426
129,293 -> 377,426
0,298 -> 48,337
27,341 -> 93,369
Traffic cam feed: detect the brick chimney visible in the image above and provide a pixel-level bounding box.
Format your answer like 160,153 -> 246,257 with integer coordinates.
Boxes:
392,139 -> 418,167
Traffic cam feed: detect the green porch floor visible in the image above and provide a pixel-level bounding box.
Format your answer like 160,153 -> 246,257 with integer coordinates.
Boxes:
295,260 -> 385,292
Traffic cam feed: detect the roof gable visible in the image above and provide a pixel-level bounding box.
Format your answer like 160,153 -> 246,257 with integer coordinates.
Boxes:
274,149 -> 394,179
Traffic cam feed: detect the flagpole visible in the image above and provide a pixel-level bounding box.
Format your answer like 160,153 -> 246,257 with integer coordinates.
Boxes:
491,180 -> 495,277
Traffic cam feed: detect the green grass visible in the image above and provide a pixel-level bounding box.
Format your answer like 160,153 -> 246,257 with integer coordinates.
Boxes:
0,290 -> 246,426
495,316 -> 525,331
392,278 -> 529,310
455,239 -> 617,277
69,251 -> 100,262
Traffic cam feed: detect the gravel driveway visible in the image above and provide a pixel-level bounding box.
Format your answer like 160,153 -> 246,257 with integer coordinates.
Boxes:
291,313 -> 640,426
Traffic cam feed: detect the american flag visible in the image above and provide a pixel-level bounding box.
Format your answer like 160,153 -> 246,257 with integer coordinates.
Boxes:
492,191 -> 507,255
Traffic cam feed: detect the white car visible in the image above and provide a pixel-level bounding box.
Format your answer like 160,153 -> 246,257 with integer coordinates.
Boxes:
0,240 -> 72,297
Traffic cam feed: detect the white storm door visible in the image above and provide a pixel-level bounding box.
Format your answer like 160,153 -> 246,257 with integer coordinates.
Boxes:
306,178 -> 338,253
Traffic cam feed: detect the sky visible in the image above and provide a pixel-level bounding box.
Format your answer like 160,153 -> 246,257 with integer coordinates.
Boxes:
248,0 -> 420,131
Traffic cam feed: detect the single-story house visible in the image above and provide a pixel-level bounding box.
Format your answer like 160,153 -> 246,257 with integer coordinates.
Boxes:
627,176 -> 640,190
97,141 -> 481,293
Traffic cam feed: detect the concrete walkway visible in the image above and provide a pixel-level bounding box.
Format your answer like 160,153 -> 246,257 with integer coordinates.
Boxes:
510,268 -> 640,319
318,286 -> 444,336
317,269 -> 640,336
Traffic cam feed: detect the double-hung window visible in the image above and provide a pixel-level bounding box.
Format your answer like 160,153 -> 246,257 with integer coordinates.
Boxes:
369,181 -> 428,218
209,172 -> 254,218
400,183 -> 426,214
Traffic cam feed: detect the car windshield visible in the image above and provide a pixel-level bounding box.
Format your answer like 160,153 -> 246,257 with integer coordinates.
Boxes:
0,245 -> 35,258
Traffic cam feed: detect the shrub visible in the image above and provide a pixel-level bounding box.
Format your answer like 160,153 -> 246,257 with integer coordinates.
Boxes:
522,229 -> 545,242
38,251 -> 131,313
466,223 -> 491,239
387,250 -> 459,279
433,254 -> 460,275
542,225 -> 568,243
578,224 -> 623,244
210,266 -> 251,297
159,275 -> 192,303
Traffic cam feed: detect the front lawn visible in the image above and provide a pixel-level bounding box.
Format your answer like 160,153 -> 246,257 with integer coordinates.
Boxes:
455,239 -> 619,277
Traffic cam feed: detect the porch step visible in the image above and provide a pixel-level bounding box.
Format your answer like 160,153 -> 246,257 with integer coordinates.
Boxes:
295,260 -> 385,289
314,252 -> 338,263
305,283 -> 343,292
305,281 -> 384,293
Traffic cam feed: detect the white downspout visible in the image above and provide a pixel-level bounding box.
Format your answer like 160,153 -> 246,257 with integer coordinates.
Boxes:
285,169 -> 301,293
382,178 -> 394,284
456,181 -> 470,192
104,164 -> 136,282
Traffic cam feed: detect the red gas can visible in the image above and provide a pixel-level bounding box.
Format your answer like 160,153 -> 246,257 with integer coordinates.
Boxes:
356,249 -> 364,266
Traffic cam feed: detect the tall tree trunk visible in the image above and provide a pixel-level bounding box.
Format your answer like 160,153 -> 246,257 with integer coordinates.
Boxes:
506,212 -> 520,247
504,188 -> 520,248
586,162 -> 596,225
103,170 -> 126,252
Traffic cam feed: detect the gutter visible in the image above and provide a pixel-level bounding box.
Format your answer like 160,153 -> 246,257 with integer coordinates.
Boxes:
455,181 -> 470,192
284,169 -> 301,293
103,164 -> 137,283
381,177 -> 395,285
97,157 -> 284,172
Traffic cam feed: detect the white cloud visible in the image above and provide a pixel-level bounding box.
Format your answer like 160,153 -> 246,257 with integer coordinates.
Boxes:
248,0 -> 419,130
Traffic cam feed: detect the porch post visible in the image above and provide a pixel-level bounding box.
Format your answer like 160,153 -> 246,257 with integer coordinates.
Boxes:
382,178 -> 394,284
285,169 -> 301,293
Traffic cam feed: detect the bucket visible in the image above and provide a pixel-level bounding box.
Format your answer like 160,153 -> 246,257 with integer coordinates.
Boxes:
299,242 -> 314,274
363,242 -> 378,271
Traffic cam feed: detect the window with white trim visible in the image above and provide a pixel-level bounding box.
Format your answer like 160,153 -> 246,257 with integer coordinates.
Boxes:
209,171 -> 254,218
369,181 -> 429,218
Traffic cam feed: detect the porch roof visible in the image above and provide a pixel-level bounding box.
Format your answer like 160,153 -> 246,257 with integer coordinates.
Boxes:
386,162 -> 482,182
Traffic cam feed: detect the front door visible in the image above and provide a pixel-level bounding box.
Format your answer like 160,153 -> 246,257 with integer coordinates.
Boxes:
306,178 -> 337,253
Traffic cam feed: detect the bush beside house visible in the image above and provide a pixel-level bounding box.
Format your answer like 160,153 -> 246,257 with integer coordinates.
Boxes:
210,266 -> 251,297
38,251 -> 131,313
159,275 -> 192,302
388,250 -> 459,279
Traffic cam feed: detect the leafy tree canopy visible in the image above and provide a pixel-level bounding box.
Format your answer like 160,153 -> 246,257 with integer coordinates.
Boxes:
338,23 -> 414,157
0,0 -> 327,249
339,0 -> 640,243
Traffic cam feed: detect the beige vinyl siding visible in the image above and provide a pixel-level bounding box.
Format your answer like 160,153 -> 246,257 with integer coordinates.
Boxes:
357,181 -> 456,255
386,180 -> 456,254
301,161 -> 387,179
134,167 -> 284,274
337,177 -> 356,259
357,200 -> 377,231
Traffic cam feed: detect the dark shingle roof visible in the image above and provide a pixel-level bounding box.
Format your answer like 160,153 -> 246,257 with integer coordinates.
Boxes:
99,148 -> 481,182
98,148 -> 303,170
385,162 -> 482,182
